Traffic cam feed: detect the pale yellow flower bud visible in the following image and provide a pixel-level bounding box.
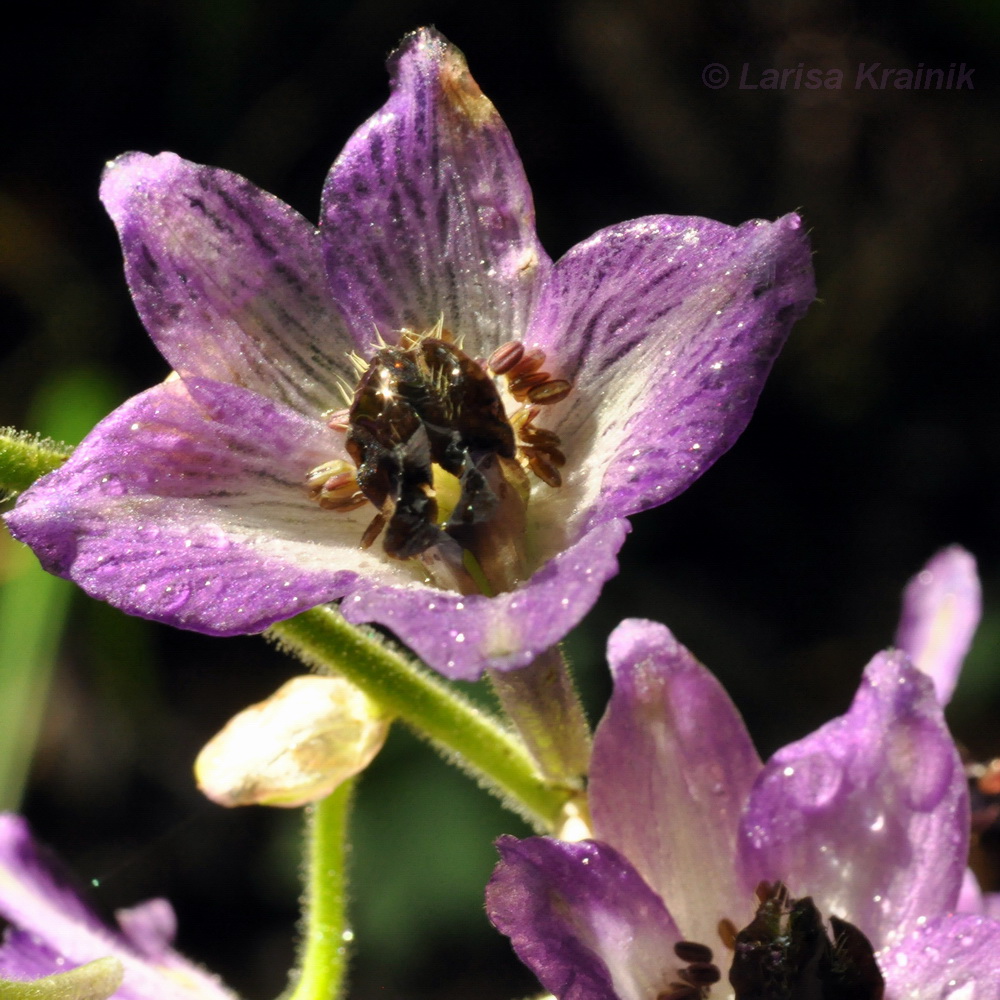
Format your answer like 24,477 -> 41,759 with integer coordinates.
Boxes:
195,675 -> 390,807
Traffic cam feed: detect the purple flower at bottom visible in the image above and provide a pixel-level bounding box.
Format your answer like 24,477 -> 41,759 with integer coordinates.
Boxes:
0,815 -> 234,1000
487,601 -> 999,997
3,28 -> 814,680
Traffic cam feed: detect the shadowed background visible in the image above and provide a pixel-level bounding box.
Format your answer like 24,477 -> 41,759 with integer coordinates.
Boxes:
1,1 -> 998,997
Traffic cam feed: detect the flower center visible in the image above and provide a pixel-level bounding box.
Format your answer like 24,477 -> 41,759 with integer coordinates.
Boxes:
306,326 -> 571,595
725,881 -> 884,1000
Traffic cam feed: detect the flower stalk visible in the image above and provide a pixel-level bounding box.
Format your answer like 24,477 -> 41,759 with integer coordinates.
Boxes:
286,782 -> 354,1000
267,606 -> 573,831
0,428 -> 70,496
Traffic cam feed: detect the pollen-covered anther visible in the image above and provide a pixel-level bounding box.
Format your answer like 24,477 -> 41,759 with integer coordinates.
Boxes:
305,459 -> 368,511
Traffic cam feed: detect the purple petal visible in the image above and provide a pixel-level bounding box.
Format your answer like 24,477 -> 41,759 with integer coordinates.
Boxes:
589,620 -> 762,951
340,519 -> 629,679
880,914 -> 1000,999
114,900 -> 176,960
0,815 -> 234,1000
487,836 -> 683,1000
894,545 -> 981,705
738,650 -> 968,952
321,27 -> 551,353
526,213 -> 814,532
100,151 -> 354,417
4,378 -> 380,636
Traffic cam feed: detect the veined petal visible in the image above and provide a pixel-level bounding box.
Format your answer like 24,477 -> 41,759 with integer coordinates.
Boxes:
4,378 -> 403,636
321,27 -> 551,353
0,815 -> 234,1000
100,151 -> 354,417
526,213 -> 814,533
895,546 -> 981,705
339,519 -> 628,679
880,914 -> 1000,1000
590,620 -> 762,952
738,651 -> 968,952
487,836 -> 683,1000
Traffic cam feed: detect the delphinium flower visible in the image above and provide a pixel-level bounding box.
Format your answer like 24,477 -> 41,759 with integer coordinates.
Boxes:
488,554 -> 999,999
3,28 -> 814,679
0,814 -> 235,1000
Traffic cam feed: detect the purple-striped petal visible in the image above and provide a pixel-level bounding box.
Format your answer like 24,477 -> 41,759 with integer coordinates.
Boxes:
340,518 -> 628,680
895,545 -> 981,705
487,836 -> 683,1000
101,151 -> 353,417
590,620 -> 762,952
880,914 -> 1000,1000
0,815 -> 234,1000
5,378 -> 376,635
738,650 -> 968,953
321,27 -> 551,353
525,213 -> 814,533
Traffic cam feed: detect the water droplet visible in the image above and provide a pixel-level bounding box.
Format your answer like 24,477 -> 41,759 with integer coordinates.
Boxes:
161,583 -> 191,612
455,633 -> 466,643
870,813 -> 886,832
456,601 -> 465,610
99,474 -> 125,497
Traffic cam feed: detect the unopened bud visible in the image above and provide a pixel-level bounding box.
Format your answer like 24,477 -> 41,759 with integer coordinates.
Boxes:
195,675 -> 390,807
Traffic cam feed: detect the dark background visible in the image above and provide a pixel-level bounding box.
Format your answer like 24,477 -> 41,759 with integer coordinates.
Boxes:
1,1 -> 998,998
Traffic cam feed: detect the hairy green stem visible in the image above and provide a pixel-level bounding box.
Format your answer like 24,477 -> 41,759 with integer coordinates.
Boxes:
268,606 -> 571,831
285,783 -> 354,1000
0,428 -> 71,495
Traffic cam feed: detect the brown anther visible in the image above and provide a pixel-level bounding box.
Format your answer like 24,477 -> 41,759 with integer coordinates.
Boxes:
359,511 -> 388,549
717,918 -> 738,950
678,963 -> 721,987
755,880 -> 776,903
519,424 -> 561,448
674,941 -> 714,965
523,446 -> 562,488
487,340 -> 524,375
526,379 -> 572,405
657,984 -> 701,1000
508,371 -> 550,401
512,347 -> 546,375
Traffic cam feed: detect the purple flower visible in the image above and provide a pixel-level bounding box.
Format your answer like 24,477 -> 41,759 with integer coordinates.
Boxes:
487,577 -> 998,998
895,545 -> 981,706
0,814 -> 235,1000
4,29 -> 814,679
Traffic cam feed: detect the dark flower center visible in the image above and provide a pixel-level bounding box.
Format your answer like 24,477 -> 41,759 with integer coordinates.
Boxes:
306,327 -> 571,595
727,881 -> 885,1000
